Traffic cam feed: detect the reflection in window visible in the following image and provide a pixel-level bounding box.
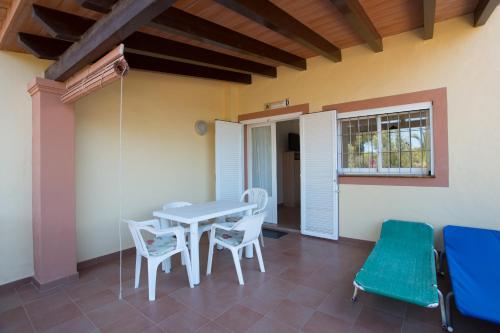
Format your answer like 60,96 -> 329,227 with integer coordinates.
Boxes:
339,107 -> 432,176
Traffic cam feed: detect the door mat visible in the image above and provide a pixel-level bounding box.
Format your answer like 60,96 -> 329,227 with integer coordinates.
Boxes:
262,228 -> 288,239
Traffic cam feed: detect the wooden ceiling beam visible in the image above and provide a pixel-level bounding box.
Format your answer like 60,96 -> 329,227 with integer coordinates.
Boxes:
422,0 -> 436,39
474,0 -> 500,27
124,52 -> 252,84
125,32 -> 277,77
331,0 -> 382,52
150,8 -> 307,71
30,5 -> 276,77
32,4 -> 94,42
45,0 -> 176,81
17,32 -> 71,60
75,1 -> 306,71
75,0 -> 117,14
215,0 -> 341,62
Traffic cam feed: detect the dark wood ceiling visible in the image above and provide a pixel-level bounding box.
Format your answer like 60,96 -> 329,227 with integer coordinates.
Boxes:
0,0 -> 497,84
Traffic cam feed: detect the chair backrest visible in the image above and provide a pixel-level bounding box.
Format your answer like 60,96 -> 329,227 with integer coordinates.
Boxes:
162,201 -> 192,210
125,219 -> 160,257
240,188 -> 268,215
233,213 -> 266,244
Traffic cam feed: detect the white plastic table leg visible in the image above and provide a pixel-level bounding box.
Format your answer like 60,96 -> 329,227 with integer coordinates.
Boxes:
189,222 -> 200,285
244,209 -> 254,259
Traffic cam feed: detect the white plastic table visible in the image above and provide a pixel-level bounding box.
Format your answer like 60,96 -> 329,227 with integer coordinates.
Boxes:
153,200 -> 257,285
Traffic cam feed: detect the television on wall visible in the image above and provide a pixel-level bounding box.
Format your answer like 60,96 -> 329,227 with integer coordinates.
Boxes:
288,133 -> 300,151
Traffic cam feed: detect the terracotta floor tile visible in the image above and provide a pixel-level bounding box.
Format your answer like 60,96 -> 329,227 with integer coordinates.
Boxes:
302,311 -> 352,333
24,291 -> 72,317
157,308 -> 209,333
254,277 -> 297,298
139,295 -> 186,323
76,289 -> 118,312
16,283 -> 61,304
125,288 -> 169,310
42,315 -> 97,333
0,306 -> 34,333
287,285 -> 327,309
245,316 -> 298,333
64,279 -> 108,301
194,321 -> 231,333
214,304 -> 262,332
28,302 -> 83,332
352,307 -> 403,333
317,291 -> 363,324
238,292 -> 285,315
268,299 -> 314,329
402,318 -> 444,333
0,291 -> 22,314
86,300 -> 137,329
100,311 -> 155,333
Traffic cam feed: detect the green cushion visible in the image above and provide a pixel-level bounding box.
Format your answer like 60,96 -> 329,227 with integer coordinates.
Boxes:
146,236 -> 176,256
354,220 -> 439,307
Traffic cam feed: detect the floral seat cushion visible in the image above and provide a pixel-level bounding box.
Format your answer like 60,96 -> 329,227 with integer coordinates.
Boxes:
146,236 -> 176,256
215,229 -> 244,246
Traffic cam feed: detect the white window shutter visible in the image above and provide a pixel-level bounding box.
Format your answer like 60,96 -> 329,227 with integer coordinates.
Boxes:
215,120 -> 244,201
300,111 -> 339,240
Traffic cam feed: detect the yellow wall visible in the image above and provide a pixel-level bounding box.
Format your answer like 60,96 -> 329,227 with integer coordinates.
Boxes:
237,13 -> 500,242
74,70 -> 230,261
0,52 -> 51,284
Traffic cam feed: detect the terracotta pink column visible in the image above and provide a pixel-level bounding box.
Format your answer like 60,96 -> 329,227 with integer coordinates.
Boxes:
28,78 -> 78,288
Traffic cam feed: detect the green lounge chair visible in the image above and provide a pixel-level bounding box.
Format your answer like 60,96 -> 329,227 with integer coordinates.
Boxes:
352,220 -> 447,328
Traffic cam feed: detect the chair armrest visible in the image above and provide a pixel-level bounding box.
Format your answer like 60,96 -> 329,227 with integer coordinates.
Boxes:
132,219 -> 161,229
210,223 -> 234,232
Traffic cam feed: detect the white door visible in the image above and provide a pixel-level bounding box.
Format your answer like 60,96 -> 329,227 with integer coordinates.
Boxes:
300,111 -> 339,240
215,120 -> 244,201
247,123 -> 278,224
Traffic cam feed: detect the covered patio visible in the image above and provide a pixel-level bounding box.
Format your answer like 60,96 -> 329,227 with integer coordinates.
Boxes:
1,0 -> 500,333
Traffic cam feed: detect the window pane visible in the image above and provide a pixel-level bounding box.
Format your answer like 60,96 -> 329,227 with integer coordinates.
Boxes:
341,109 -> 431,175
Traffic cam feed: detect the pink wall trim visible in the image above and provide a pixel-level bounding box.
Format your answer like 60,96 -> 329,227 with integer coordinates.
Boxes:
322,88 -> 449,187
28,77 -> 77,285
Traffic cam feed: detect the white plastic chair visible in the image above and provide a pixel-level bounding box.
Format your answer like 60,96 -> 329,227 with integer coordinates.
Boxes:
126,219 -> 193,301
207,213 -> 266,285
223,188 -> 268,246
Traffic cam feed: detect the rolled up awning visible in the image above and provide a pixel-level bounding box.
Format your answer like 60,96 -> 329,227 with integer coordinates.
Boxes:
61,44 -> 129,104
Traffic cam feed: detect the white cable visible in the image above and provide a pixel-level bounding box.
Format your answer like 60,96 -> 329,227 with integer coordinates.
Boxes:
118,75 -> 124,300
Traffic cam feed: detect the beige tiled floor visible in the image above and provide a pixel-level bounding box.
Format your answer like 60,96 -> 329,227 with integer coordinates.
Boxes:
1,233 -> 498,333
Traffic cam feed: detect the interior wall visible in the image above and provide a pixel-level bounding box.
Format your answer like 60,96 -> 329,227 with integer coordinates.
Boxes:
0,52 -> 51,284
276,120 -> 300,204
237,13 -> 500,243
75,70 -> 231,261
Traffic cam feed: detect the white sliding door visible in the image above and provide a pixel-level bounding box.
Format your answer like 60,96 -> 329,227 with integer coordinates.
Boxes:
247,123 -> 277,224
300,111 -> 339,240
215,120 -> 244,201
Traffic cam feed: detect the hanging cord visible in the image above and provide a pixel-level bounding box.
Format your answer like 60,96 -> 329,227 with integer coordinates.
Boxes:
118,74 -> 124,300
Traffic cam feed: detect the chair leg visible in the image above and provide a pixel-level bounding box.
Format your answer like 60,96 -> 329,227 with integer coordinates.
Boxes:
182,249 -> 194,288
207,235 -> 215,275
238,248 -> 243,260
135,253 -> 142,288
181,234 -> 189,266
260,231 -> 265,247
162,257 -> 171,273
254,240 -> 265,273
352,285 -> 359,302
230,248 -> 244,285
147,259 -> 160,301
445,292 -> 454,332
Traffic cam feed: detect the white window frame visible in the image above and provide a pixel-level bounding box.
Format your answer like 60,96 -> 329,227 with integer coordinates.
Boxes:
337,102 -> 434,176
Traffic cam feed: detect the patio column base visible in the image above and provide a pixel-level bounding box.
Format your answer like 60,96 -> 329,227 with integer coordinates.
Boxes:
28,78 -> 77,286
